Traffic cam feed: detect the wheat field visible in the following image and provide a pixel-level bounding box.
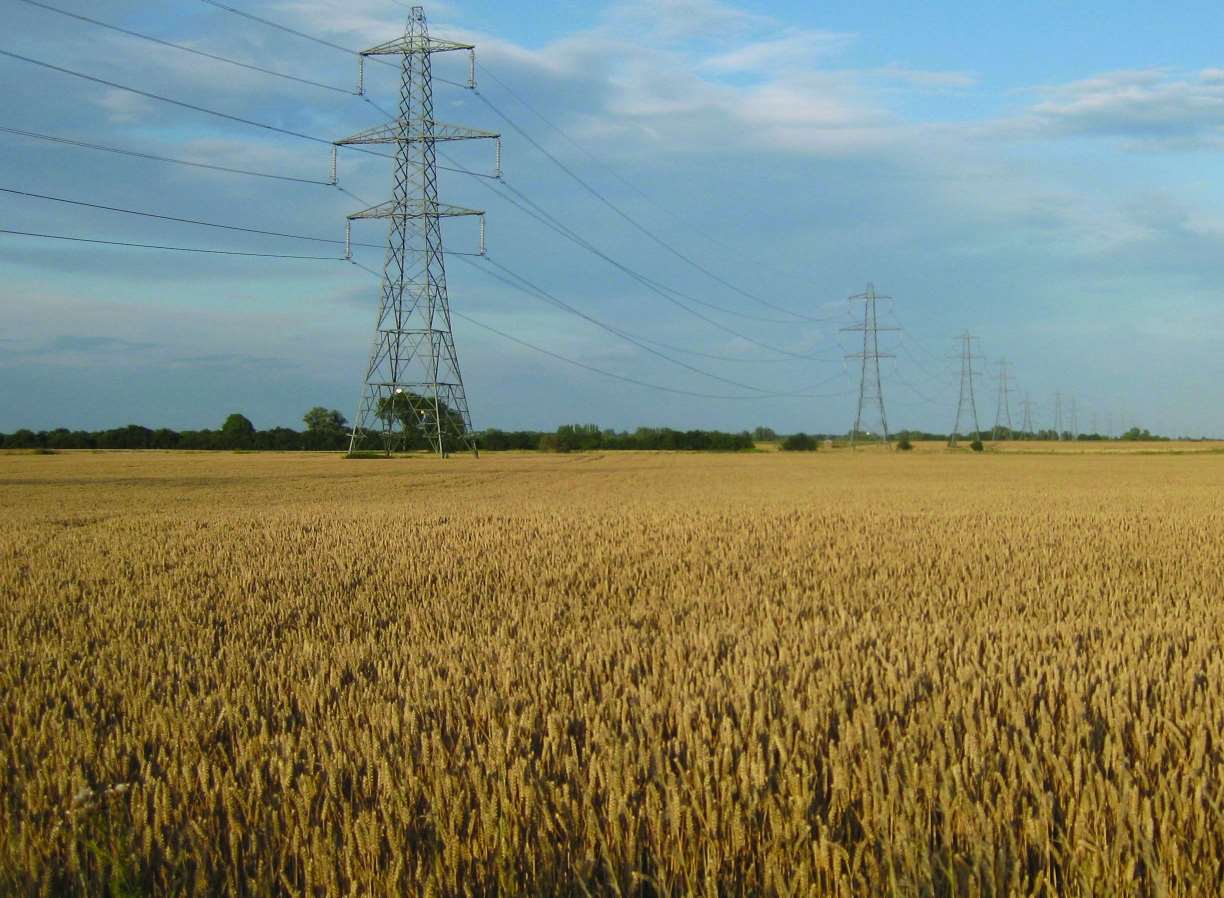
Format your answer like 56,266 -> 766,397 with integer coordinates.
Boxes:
2,448 -> 1223,896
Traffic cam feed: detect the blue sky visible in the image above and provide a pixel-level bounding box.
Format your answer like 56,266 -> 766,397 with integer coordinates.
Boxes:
3,0 -> 1224,437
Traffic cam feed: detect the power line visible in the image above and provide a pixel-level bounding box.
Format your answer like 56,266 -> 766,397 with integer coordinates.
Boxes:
195,0 -> 469,89
186,0 -> 826,324
471,89 -> 822,324
0,125 -> 332,185
197,0 -> 395,63
0,227 -> 341,260
486,173 -> 804,326
470,254 -> 796,395
475,60 -> 830,291
15,0 -> 355,94
0,185 -> 383,249
447,162 -> 837,362
348,259 -> 847,402
0,48 -> 334,147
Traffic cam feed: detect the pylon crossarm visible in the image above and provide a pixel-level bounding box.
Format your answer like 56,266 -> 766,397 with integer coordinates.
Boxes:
347,200 -> 483,220
361,36 -> 474,55
335,121 -> 499,146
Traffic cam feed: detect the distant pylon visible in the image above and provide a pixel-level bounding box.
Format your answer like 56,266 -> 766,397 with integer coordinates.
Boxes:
948,331 -> 982,447
1020,395 -> 1036,436
1069,396 -> 1079,440
337,6 -> 500,457
992,358 -> 1014,440
842,284 -> 898,447
1054,391 -> 1064,440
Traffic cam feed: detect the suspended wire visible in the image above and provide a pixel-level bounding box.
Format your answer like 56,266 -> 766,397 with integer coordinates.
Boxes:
15,0 -> 355,94
174,3 -> 845,334
180,1 -> 828,323
3,13 -> 844,398
479,177 -> 840,361
0,227 -> 341,260
475,61 -> 831,291
196,0 -> 470,89
356,96 -> 497,180
897,338 -> 953,385
346,259 -> 842,402
334,184 -> 376,210
890,368 -> 946,407
197,0 -> 396,65
627,332 -> 842,365
0,125 -> 331,185
0,47 -> 406,171
491,175 -> 806,326
0,185 -> 381,249
471,89 -> 822,325
479,176 -> 836,360
1,44 -> 831,367
0,49 -> 331,145
469,255 -> 788,395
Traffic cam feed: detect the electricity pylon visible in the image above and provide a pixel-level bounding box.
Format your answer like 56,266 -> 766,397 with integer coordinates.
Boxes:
842,284 -> 897,447
948,331 -> 982,447
1054,391 -> 1064,440
1020,395 -> 1036,437
337,6 -> 499,457
1069,396 -> 1079,441
992,358 -> 1014,440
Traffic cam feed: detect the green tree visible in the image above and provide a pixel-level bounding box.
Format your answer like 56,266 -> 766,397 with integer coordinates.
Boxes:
373,391 -> 466,450
220,413 -> 255,449
302,407 -> 347,433
781,432 -> 818,451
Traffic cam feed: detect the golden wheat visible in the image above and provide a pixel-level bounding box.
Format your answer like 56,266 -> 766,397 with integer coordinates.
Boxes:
1,448 -> 1223,896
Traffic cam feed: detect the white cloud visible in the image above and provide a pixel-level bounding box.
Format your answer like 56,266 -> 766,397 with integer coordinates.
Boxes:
271,0 -> 457,44
1005,68 -> 1224,149
701,30 -> 855,75
95,89 -> 154,124
607,0 -> 775,43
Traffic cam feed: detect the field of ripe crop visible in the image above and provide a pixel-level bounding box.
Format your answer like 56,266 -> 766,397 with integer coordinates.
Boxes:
2,449 -> 1223,897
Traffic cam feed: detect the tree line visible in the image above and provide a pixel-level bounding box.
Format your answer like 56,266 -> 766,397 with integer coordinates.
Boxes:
0,409 -> 1171,453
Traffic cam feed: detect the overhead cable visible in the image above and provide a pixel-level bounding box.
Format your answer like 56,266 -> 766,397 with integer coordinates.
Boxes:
472,89 -> 821,324
347,259 -> 842,402
0,227 -> 341,259
15,0 -> 354,94
0,125 -> 331,185
0,185 -> 381,249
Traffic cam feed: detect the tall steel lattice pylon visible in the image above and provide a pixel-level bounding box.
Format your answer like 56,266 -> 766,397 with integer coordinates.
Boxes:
992,357 -> 1014,440
1053,391 -> 1064,440
1020,394 -> 1036,436
842,284 -> 897,448
948,331 -> 982,447
337,6 -> 499,457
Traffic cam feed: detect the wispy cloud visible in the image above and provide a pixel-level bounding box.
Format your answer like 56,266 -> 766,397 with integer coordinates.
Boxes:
607,0 -> 775,43
1003,68 -> 1224,149
700,30 -> 855,75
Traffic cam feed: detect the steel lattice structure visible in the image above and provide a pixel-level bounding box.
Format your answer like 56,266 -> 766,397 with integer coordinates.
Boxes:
842,284 -> 897,448
992,357 -> 1014,441
337,6 -> 498,457
948,331 -> 982,447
